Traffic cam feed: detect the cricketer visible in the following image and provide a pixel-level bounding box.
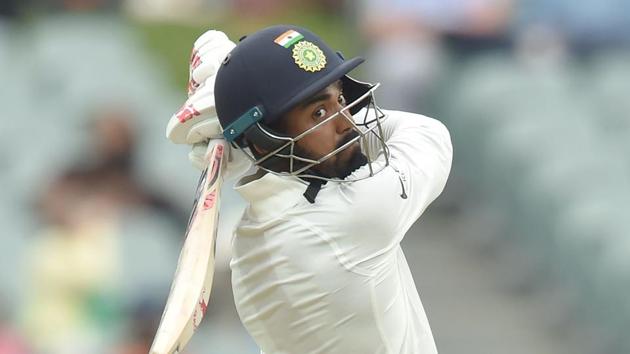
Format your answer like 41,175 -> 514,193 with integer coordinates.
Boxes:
166,24 -> 453,354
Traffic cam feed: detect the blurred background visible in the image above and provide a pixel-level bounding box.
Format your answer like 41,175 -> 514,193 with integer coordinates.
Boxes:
1,0 -> 629,353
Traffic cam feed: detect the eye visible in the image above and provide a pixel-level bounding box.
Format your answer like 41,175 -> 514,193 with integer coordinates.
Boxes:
338,93 -> 346,106
313,107 -> 327,120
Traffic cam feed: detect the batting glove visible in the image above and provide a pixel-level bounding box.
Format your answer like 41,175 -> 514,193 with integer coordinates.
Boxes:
166,30 -> 235,145
188,141 -> 252,181
165,30 -> 252,179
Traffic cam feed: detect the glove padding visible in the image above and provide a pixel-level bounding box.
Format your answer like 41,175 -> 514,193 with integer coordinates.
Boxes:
189,141 -> 252,180
187,30 -> 235,97
166,30 -> 235,145
165,30 -> 252,180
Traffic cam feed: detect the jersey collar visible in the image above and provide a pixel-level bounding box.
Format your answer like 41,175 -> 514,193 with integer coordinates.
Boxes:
234,170 -> 308,220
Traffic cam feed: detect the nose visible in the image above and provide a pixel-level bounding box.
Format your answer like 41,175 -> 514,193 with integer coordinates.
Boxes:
335,105 -> 353,134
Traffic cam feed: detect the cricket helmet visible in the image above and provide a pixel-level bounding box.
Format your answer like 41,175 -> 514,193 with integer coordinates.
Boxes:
214,24 -> 388,182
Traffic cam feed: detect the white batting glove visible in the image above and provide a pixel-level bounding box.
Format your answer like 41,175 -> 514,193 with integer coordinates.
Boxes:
166,30 -> 235,145
189,141 -> 252,181
165,30 -> 252,179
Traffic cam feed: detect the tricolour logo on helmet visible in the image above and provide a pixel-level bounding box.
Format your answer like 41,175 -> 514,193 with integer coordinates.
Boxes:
292,41 -> 326,72
274,29 -> 304,48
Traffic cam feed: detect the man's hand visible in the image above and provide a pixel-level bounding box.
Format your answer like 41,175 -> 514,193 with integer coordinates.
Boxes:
189,141 -> 252,181
165,30 -> 251,178
166,30 -> 235,145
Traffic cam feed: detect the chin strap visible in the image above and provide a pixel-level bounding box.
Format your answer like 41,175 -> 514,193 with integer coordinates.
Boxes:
302,178 -> 325,204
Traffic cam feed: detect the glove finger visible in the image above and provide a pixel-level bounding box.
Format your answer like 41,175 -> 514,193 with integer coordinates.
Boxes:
191,62 -> 217,87
197,37 -> 235,53
189,37 -> 233,95
190,34 -> 224,74
191,142 -> 208,156
195,44 -> 234,79
189,55 -> 219,96
169,75 -> 218,143
186,119 -> 223,144
189,140 -> 252,180
190,69 -> 217,96
193,30 -> 230,50
190,43 -> 233,87
188,68 -> 217,97
188,142 -> 209,171
166,108 -> 216,143
197,40 -> 235,58
186,82 -> 216,115
195,87 -> 216,111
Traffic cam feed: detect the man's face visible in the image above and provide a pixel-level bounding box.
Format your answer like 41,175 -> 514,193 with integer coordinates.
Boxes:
275,81 -> 367,178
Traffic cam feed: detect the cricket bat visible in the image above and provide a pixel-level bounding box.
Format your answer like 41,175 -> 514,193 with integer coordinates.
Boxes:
150,141 -> 226,354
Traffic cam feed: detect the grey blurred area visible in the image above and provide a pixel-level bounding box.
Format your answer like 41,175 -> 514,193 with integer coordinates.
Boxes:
357,1 -> 630,353
1,0 -> 629,353
1,1 -> 203,353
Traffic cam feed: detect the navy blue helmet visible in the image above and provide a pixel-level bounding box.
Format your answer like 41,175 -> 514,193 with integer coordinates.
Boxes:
214,24 -> 373,150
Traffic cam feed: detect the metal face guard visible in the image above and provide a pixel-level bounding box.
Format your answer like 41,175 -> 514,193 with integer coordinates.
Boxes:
239,84 -> 390,182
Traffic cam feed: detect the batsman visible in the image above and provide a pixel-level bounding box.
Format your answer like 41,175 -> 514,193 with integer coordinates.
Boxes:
166,24 -> 453,354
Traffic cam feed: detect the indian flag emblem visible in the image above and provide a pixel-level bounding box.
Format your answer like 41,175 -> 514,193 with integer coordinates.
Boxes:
274,29 -> 304,48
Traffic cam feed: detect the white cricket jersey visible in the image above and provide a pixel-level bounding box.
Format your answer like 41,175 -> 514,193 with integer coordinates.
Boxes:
230,110 -> 453,354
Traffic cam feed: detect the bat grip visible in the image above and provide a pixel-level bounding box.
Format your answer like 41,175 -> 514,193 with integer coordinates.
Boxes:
207,139 -> 227,160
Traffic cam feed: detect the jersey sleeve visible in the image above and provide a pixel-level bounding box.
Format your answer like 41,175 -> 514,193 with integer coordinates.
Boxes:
340,110 -> 453,263
382,110 -> 452,228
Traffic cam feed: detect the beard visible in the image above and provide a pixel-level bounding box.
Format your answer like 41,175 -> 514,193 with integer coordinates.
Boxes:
294,130 -> 368,179
336,146 -> 368,178
254,129 -> 369,179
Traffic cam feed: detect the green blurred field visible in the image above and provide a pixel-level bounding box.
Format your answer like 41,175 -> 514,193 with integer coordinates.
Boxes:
134,6 -> 359,90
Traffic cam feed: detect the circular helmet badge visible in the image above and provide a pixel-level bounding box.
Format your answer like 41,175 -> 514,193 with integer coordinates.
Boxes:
292,41 -> 327,72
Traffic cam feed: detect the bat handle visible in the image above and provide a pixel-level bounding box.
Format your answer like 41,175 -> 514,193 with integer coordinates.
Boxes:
206,139 -> 225,151
207,139 -> 227,165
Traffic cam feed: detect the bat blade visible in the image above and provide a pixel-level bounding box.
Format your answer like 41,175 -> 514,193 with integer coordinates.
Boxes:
150,141 -> 226,354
